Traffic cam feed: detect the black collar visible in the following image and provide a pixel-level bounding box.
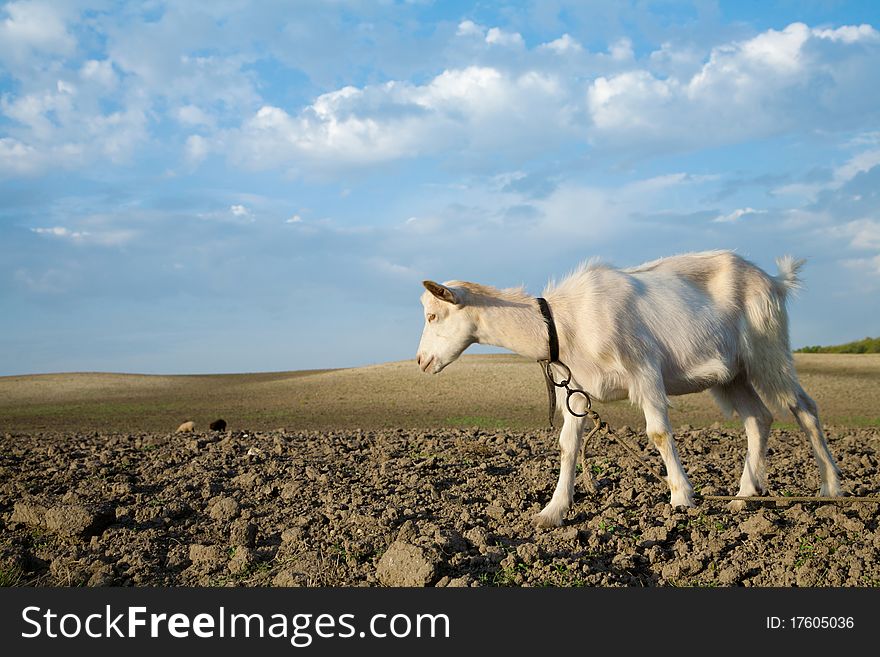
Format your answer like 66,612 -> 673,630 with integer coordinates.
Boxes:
536,297 -> 559,363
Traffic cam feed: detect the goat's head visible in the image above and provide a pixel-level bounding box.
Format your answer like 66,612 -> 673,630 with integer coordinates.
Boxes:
416,280 -> 477,374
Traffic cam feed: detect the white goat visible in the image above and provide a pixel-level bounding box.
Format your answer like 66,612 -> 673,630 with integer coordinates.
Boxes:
416,250 -> 842,527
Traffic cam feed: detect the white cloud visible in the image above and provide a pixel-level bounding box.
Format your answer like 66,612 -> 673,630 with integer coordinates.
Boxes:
772,181 -> 824,200
368,257 -> 420,279
713,207 -> 767,223
229,65 -> 572,171
1,9 -> 878,180
843,254 -> 880,277
648,41 -> 705,79
812,24 -> 879,43
454,21 -> 523,48
0,69 -> 149,173
840,219 -> 880,279
286,214 -> 302,223
625,172 -> 698,193
79,59 -> 117,88
485,27 -> 524,48
0,4 -> 262,177
533,183 -> 620,238
456,20 -> 483,38
104,21 -> 260,112
0,137 -> 44,174
86,107 -> 149,162
588,70 -> 675,133
608,37 -> 633,61
586,22 -> 880,152
30,224 -> 137,246
32,226 -> 88,240
0,1 -> 75,64
396,167 -> 734,251
2,86 -> 74,139
230,204 -> 251,217
849,131 -> 880,146
236,100 -> 421,167
737,21 -> 809,72
56,79 -> 75,95
539,33 -> 583,54
177,105 -> 215,128
185,134 -> 210,165
838,219 -> 880,251
833,148 -> 880,186
773,145 -> 880,201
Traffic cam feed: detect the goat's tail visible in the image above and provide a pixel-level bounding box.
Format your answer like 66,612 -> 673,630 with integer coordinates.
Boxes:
774,255 -> 806,296
740,256 -> 805,412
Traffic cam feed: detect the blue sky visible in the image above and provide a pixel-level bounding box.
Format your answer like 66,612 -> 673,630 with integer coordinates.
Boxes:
2,1 -> 879,375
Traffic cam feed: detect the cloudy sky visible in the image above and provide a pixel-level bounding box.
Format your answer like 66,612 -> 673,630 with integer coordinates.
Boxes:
2,1 -> 879,375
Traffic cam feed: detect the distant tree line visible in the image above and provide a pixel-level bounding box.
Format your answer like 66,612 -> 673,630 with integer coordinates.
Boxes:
796,337 -> 880,354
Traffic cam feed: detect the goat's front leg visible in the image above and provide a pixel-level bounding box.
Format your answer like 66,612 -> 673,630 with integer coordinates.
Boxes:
642,390 -> 694,508
535,397 -> 587,528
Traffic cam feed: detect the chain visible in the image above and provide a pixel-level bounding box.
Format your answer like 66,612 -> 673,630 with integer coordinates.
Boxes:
540,360 -> 596,418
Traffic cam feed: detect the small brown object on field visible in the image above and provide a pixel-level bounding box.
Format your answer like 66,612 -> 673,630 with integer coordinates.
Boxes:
176,421 -> 195,433
209,418 -> 227,431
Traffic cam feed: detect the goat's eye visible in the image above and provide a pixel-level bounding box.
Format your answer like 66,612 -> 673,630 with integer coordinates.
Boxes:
426,313 -> 437,322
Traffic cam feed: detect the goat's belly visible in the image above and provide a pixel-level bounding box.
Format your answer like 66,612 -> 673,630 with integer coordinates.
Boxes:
593,388 -> 630,403
664,379 -> 714,396
663,358 -> 734,396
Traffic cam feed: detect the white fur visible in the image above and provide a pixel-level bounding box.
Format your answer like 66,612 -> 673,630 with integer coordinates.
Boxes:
417,250 -> 842,526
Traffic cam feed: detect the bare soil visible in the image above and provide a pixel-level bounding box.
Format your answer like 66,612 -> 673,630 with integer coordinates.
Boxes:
2,424 -> 879,587
1,354 -> 878,587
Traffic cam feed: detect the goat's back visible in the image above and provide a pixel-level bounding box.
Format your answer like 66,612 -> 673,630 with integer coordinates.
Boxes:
549,250 -> 801,409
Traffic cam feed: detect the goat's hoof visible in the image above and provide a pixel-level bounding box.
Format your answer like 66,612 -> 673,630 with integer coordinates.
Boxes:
534,509 -> 565,528
727,499 -> 747,513
820,483 -> 843,498
670,494 -> 695,509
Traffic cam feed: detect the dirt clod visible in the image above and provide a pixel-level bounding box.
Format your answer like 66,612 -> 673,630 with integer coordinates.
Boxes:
376,540 -> 438,587
516,543 -> 540,564
189,544 -> 223,567
228,547 -> 256,574
208,496 -> 240,522
272,570 -> 299,587
738,510 -> 777,538
14,501 -> 114,538
11,501 -> 47,528
230,519 -> 257,548
464,526 -> 491,550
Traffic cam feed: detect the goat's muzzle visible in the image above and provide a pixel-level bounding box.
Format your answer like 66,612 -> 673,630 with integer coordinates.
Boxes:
417,353 -> 435,373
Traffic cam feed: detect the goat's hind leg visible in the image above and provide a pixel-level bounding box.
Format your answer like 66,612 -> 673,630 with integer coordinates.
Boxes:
710,377 -> 773,512
535,392 -> 587,528
790,385 -> 842,497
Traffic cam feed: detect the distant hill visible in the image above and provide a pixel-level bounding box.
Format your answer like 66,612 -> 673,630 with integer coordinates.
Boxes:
1,353 -> 879,432
796,336 -> 880,354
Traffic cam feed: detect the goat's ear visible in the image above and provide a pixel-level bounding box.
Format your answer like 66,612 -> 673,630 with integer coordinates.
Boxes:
423,280 -> 458,305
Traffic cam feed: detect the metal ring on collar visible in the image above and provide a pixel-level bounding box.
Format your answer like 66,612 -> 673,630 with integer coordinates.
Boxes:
566,388 -> 591,417
544,361 -> 571,388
